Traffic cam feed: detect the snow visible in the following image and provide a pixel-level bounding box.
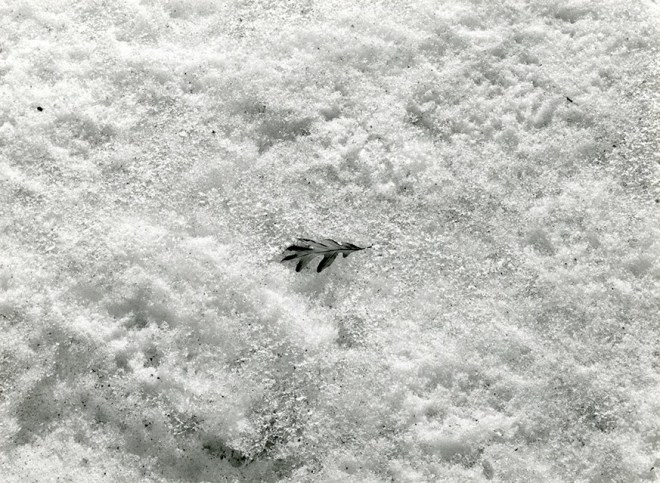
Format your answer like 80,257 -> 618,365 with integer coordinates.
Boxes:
0,0 -> 659,481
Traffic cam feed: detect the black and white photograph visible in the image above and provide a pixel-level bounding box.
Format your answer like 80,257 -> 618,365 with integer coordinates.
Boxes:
0,0 -> 659,481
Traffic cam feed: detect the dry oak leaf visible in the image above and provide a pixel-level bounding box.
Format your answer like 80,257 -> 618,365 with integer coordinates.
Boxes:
280,238 -> 371,273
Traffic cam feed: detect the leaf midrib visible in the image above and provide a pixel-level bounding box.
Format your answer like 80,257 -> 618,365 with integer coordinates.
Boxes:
306,248 -> 359,254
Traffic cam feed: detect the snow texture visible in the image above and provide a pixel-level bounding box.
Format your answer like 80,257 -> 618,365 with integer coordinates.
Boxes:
0,0 -> 659,481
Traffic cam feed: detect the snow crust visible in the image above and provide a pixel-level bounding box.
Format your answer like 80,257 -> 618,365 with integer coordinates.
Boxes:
0,0 -> 659,481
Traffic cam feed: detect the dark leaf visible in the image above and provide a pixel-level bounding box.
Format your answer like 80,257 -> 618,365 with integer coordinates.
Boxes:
286,245 -> 313,251
320,238 -> 342,249
295,254 -> 315,272
317,253 -> 338,272
298,238 -> 326,247
280,237 -> 370,273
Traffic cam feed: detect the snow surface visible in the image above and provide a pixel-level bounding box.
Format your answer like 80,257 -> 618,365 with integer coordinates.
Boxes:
0,0 -> 659,481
